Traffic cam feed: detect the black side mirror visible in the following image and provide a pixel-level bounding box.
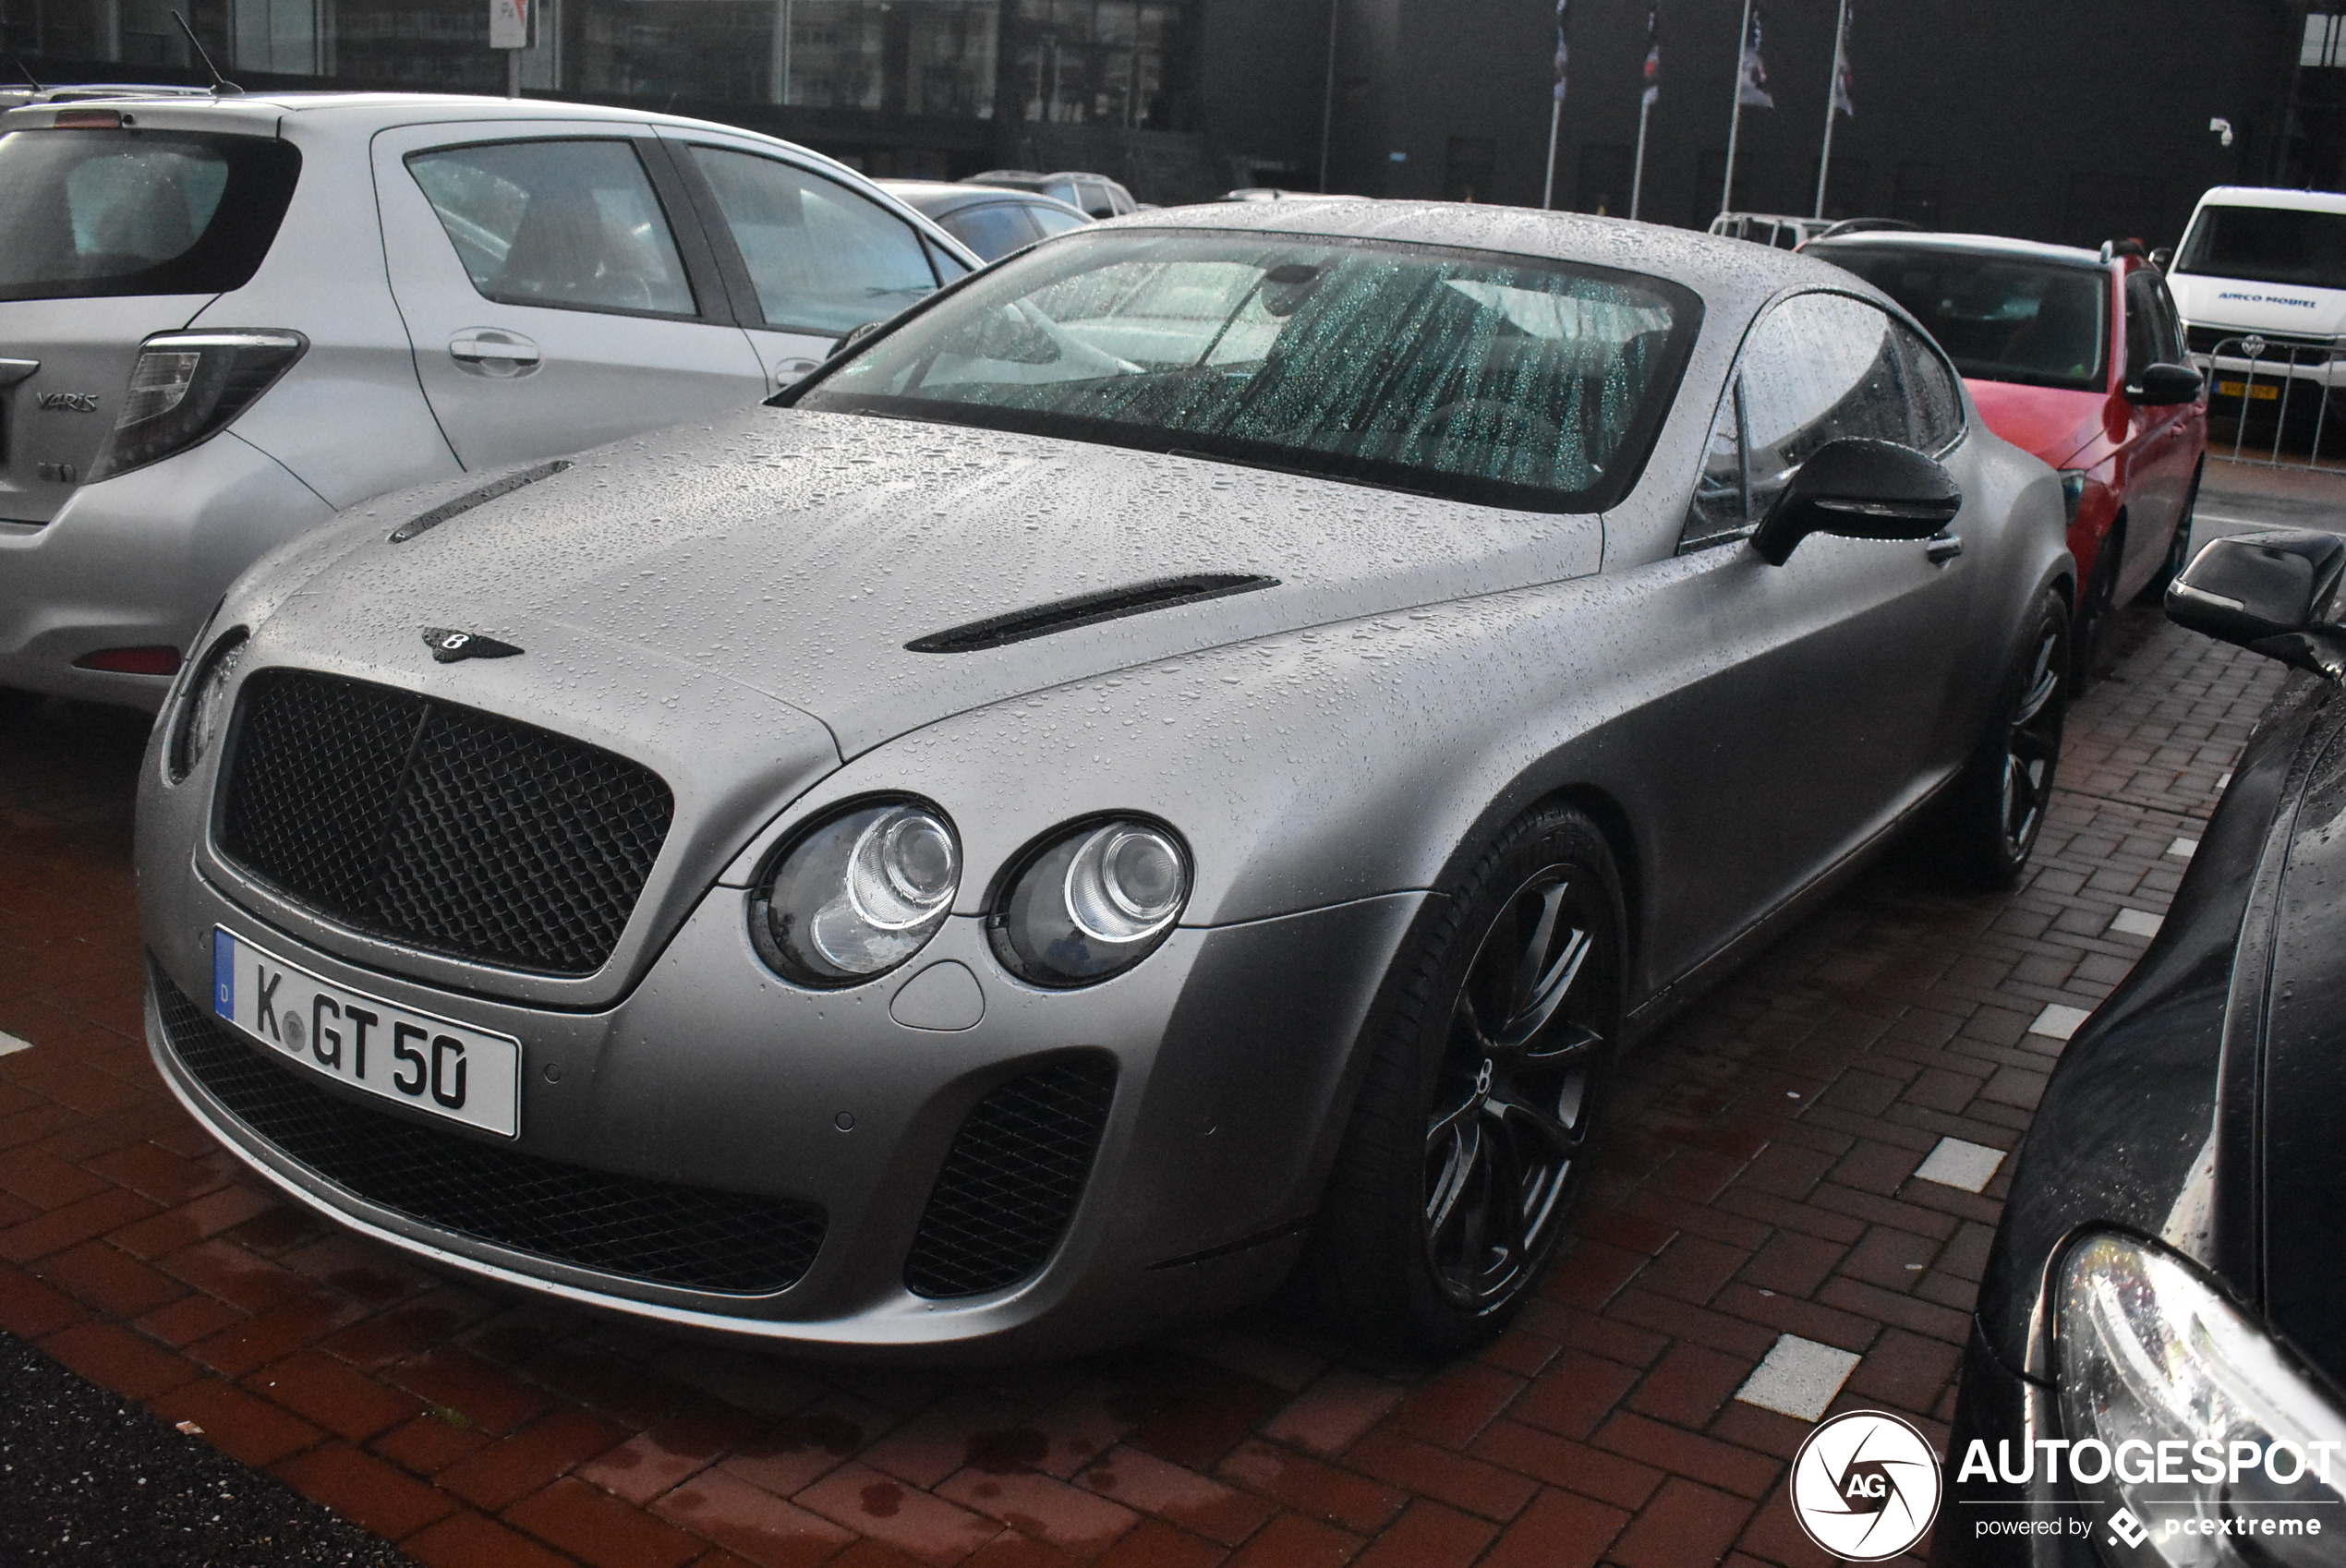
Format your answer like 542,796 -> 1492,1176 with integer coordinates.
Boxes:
2167,529 -> 2346,678
2149,247 -> 2174,271
2125,362 -> 2203,405
1749,438 -> 1964,567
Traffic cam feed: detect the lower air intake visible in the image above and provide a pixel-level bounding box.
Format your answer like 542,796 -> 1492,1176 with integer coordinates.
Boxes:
151,963 -> 824,1296
903,1055 -> 1117,1298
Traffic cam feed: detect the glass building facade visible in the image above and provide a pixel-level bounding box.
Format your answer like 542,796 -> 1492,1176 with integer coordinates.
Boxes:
4,0 -> 1198,139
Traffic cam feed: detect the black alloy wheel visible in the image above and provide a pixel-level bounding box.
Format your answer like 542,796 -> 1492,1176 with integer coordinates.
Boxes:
1421,862 -> 1614,1311
2068,535 -> 2119,696
1931,587 -> 2068,887
1307,805 -> 1625,1354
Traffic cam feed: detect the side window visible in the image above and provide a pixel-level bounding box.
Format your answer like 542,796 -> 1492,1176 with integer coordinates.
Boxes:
686,147 -> 940,336
1738,293 -> 1909,518
1892,321 -> 1965,453
2149,274 -> 2186,364
1028,202 -> 1089,238
1681,293 -> 1948,549
937,200 -> 1039,262
406,139 -> 698,318
2123,271 -> 2159,381
1681,377 -> 1750,549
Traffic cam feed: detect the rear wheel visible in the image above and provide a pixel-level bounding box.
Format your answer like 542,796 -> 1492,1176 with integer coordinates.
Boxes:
1305,804 -> 1626,1355
2069,534 -> 2119,695
1930,588 -> 2068,888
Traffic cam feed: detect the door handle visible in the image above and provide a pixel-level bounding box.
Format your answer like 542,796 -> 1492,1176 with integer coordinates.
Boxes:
447,330 -> 541,378
1926,532 -> 1964,564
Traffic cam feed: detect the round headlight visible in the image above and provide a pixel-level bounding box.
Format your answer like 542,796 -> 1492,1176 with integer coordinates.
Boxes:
168,628 -> 247,782
750,800 -> 960,986
994,819 -> 1190,986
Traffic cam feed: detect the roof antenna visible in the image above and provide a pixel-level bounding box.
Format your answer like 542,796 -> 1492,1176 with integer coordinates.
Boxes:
10,56 -> 42,91
169,11 -> 241,97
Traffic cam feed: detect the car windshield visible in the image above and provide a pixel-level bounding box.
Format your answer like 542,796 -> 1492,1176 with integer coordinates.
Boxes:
1805,243 -> 2109,392
0,128 -> 300,302
2175,204 -> 2346,292
796,229 -> 1700,513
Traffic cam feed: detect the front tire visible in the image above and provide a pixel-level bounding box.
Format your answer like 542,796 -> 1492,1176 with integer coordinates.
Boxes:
1931,587 -> 2068,888
1304,804 -> 1626,1356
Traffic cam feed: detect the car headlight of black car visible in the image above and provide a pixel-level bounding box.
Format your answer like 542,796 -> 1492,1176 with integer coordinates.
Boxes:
2058,1232 -> 2346,1563
750,800 -> 960,986
992,818 -> 1189,986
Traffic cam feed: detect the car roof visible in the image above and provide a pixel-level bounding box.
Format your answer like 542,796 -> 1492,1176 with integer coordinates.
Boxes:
1092,199 -> 1860,316
2192,184 -> 2346,215
877,180 -> 1088,218
1804,229 -> 2110,270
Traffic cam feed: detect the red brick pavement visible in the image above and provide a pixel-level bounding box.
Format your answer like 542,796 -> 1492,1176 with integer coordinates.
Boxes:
0,603 -> 2285,1568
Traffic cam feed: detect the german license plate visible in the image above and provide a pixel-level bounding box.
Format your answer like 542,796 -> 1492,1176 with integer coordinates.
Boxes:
211,929 -> 521,1137
2217,380 -> 2282,401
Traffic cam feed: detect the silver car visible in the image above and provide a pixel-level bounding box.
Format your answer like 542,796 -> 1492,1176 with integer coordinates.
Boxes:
136,202 -> 2073,1357
0,90 -> 976,714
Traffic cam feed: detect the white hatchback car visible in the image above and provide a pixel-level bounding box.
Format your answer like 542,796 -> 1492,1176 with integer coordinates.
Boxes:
0,91 -> 977,712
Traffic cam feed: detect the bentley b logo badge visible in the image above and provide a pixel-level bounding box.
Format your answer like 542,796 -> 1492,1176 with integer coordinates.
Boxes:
422,628 -> 523,663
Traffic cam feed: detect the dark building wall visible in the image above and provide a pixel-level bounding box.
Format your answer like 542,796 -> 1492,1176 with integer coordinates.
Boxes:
1324,0 -> 2293,248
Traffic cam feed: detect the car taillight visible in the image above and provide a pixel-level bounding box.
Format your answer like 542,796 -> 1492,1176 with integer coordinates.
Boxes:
89,331 -> 308,482
52,109 -> 123,128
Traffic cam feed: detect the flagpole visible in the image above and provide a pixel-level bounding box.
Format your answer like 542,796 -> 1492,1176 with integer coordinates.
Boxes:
1720,0 -> 1754,219
1630,93 -> 1651,220
1317,0 -> 1340,192
1814,0 -> 1847,217
1542,95 -> 1562,209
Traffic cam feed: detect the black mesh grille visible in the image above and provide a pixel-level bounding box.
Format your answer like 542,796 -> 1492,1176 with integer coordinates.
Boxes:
903,1056 -> 1116,1298
218,669 -> 673,975
151,965 -> 824,1296
2186,324 -> 2340,356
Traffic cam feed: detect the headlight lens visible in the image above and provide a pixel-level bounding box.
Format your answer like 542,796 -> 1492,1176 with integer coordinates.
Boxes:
993,819 -> 1189,985
2059,1232 -> 2346,1564
750,801 -> 960,985
168,628 -> 246,782
91,331 -> 308,482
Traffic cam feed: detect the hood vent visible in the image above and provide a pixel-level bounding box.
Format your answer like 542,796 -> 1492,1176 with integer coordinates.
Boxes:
907,573 -> 1278,654
391,459 -> 571,543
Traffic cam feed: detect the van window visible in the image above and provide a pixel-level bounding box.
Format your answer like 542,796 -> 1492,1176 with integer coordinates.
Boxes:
0,129 -> 300,302
2175,204 -> 2346,292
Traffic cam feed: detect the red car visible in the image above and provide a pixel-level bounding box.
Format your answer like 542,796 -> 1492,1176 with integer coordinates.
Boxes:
1805,233 -> 2207,686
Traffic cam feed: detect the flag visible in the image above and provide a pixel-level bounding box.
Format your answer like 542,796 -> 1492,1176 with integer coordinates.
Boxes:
1641,8 -> 1660,106
1831,5 -> 1855,116
1553,0 -> 1569,103
1737,9 -> 1772,109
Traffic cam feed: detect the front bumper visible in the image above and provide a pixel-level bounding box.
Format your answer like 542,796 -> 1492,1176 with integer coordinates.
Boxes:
143,857 -> 1422,1358
0,433 -> 332,707
1941,1317 -> 2100,1567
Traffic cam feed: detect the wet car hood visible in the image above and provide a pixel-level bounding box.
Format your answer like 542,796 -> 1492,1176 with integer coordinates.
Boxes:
296,406 -> 1603,759
1965,380 -> 2112,471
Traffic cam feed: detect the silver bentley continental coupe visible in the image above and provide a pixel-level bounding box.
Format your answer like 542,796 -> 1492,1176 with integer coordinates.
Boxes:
135,202 -> 2074,1357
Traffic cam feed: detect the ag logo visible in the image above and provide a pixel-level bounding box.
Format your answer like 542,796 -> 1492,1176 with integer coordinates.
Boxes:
421,627 -> 523,664
1788,1409 -> 1941,1561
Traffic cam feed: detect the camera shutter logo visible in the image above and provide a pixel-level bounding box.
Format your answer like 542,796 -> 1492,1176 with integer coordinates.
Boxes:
1789,1409 -> 1942,1561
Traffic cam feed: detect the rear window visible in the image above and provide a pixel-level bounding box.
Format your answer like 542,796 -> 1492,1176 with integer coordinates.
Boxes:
1806,242 -> 2110,392
2175,204 -> 2346,292
0,128 -> 299,302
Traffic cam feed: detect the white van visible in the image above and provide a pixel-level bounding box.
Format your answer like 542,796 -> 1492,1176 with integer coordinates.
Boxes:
2168,186 -> 2346,412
